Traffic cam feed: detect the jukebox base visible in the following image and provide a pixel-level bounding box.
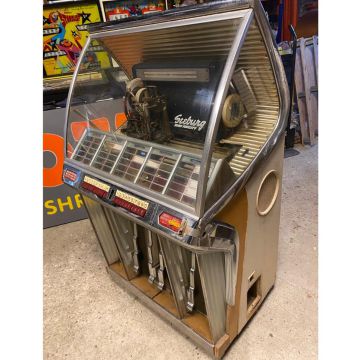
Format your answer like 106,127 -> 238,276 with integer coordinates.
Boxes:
107,261 -> 220,358
107,259 -> 274,359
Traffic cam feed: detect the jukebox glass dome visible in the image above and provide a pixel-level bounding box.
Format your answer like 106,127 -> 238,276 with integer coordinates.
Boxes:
65,13 -> 253,217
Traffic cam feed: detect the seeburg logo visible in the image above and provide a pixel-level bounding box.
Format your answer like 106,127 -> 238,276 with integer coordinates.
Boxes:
174,114 -> 207,132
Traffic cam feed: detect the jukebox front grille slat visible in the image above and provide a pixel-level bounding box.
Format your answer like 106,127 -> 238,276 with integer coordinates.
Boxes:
231,159 -> 253,167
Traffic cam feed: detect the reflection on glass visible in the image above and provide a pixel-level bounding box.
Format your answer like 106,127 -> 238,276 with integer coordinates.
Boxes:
67,15 -> 245,212
137,149 -> 179,193
72,131 -> 103,165
166,156 -> 201,207
112,142 -> 150,182
92,138 -> 125,173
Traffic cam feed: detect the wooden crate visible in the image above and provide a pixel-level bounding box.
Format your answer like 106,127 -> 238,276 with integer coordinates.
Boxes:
294,36 -> 318,145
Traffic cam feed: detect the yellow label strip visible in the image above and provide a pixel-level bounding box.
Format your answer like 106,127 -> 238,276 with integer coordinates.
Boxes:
83,176 -> 110,192
115,190 -> 149,210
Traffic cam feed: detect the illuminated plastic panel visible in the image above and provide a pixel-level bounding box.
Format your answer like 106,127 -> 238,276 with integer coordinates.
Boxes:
112,142 -> 150,182
92,137 -> 126,172
165,156 -> 202,207
71,129 -> 216,207
137,149 -> 179,193
72,131 -> 103,165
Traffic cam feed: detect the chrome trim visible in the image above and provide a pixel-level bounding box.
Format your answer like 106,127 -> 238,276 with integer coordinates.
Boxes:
186,252 -> 196,312
158,237 -> 188,318
70,128 -> 88,159
82,196 -> 120,265
78,190 -> 234,258
89,134 -> 106,166
197,252 -> 227,342
92,9 -> 251,39
134,146 -> 153,183
162,153 -> 182,195
196,9 -> 253,216
198,1 -> 290,228
64,36 -> 92,157
132,223 -> 140,273
110,140 -> 128,173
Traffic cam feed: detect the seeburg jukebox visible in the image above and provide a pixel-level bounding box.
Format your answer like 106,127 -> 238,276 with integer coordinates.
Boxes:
63,0 -> 289,358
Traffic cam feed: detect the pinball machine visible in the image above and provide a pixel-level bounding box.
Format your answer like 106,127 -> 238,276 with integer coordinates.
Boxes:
62,0 -> 289,357
43,0 -> 107,227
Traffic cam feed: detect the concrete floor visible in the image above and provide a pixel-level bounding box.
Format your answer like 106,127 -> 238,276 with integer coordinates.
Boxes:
44,144 -> 318,360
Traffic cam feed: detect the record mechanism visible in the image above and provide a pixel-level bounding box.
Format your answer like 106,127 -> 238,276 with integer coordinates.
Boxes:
222,93 -> 248,129
123,78 -> 173,142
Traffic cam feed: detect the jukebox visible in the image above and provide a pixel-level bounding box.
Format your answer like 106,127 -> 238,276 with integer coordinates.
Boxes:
63,0 -> 289,358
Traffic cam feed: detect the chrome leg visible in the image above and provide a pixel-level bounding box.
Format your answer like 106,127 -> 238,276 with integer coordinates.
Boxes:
157,250 -> 166,290
197,252 -> 227,343
132,223 -> 140,274
146,230 -> 160,284
158,237 -> 188,318
103,207 -> 135,267
186,252 -> 196,312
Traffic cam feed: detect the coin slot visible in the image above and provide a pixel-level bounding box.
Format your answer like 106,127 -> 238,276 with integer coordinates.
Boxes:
248,271 -> 255,283
247,276 -> 261,315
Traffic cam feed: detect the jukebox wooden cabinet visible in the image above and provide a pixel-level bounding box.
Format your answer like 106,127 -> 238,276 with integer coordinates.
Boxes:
63,0 -> 289,357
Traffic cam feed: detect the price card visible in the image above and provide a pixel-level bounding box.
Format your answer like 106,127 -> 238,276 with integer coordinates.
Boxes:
83,176 -> 110,192
115,190 -> 149,210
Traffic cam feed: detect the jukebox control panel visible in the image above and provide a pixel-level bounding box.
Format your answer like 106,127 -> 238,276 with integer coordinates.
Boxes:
70,128 -> 218,207
63,164 -> 197,242
64,128 -> 235,240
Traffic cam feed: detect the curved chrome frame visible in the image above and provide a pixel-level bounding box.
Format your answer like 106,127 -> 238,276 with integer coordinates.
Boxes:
64,0 -> 289,225
64,36 -> 91,158
195,9 -> 253,216
199,0 -> 290,228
